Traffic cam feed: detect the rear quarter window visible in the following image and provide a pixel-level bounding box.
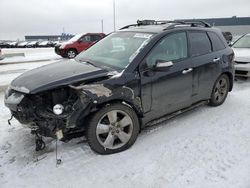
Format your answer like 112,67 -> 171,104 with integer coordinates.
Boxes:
208,32 -> 226,51
189,31 -> 212,57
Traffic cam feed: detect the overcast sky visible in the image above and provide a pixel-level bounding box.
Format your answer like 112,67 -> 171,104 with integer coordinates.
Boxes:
0,0 -> 250,40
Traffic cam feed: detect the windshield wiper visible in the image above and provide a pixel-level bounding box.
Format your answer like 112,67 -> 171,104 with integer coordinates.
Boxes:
77,59 -> 99,67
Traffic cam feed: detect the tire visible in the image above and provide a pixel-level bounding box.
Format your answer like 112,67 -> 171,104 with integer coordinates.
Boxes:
66,49 -> 77,59
209,74 -> 230,106
61,54 -> 67,58
86,103 -> 140,154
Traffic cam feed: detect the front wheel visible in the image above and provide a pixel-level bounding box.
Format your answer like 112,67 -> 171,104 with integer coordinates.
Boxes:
86,103 -> 140,154
209,74 -> 229,106
66,49 -> 77,59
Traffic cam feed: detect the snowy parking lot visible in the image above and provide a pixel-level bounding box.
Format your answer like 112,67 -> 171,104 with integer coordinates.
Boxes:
0,58 -> 250,188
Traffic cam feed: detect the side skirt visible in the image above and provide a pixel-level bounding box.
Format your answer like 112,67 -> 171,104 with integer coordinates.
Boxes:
143,100 -> 209,128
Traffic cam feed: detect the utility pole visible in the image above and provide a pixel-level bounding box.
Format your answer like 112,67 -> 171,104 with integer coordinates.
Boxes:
113,0 -> 116,31
101,19 -> 104,33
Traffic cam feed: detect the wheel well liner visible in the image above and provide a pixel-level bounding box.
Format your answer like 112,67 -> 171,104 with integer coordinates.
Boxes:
85,99 -> 143,130
223,72 -> 233,91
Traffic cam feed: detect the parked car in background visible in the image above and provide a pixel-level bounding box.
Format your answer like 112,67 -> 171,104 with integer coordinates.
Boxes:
222,32 -> 233,44
17,41 -> 28,48
55,33 -> 106,58
8,41 -> 18,48
0,48 -> 4,60
231,35 -> 241,44
232,33 -> 250,77
4,20 -> 234,154
26,41 -> 39,48
37,41 -> 54,48
0,42 -> 9,48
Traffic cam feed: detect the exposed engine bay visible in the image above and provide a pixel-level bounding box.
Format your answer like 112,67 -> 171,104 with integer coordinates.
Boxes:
6,86 -> 91,140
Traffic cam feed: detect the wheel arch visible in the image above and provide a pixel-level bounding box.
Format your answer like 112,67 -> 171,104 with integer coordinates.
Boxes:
67,48 -> 78,54
223,71 -> 234,91
87,99 -> 143,130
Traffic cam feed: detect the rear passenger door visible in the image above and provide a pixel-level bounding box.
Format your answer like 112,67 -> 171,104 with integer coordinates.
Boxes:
188,31 -> 223,103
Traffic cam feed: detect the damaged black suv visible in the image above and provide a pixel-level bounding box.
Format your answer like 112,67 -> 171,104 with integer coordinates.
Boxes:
4,20 -> 234,154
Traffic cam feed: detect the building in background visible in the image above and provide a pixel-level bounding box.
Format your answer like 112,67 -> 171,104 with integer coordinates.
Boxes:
25,33 -> 74,42
179,16 -> 250,36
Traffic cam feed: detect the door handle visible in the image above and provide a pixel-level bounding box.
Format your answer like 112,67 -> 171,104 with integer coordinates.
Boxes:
182,68 -> 193,74
213,57 -> 220,62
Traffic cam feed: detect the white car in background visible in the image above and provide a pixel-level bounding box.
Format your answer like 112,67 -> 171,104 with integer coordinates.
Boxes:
0,48 -> 4,60
232,34 -> 250,77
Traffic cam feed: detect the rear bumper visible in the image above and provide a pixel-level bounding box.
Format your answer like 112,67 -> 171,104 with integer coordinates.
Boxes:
235,63 -> 250,77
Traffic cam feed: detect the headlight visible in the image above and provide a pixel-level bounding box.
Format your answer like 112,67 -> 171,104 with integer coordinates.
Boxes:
4,86 -> 11,99
53,104 -> 64,115
59,44 -> 66,49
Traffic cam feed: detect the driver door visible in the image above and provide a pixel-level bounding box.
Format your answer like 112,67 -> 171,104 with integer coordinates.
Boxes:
78,35 -> 92,51
140,32 -> 193,120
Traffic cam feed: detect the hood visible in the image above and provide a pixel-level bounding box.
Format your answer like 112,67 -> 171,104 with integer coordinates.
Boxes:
61,41 -> 74,46
10,59 -> 109,94
233,47 -> 250,63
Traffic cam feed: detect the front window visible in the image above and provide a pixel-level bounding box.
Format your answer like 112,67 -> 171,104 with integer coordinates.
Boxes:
79,35 -> 91,42
76,32 -> 154,69
146,32 -> 187,68
233,35 -> 250,48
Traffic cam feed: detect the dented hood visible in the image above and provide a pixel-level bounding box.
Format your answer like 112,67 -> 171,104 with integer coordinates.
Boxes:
10,59 -> 109,94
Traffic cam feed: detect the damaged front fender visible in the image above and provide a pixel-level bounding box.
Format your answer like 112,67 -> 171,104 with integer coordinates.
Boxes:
69,83 -> 143,124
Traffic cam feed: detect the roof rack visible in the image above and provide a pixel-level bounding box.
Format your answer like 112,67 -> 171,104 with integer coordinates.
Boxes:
119,19 -> 169,30
119,20 -> 211,30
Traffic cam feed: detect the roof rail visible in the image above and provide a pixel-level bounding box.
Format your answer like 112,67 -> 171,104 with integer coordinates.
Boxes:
119,24 -> 138,30
164,20 -> 211,30
119,19 -> 211,30
174,20 -> 211,27
119,19 -> 168,30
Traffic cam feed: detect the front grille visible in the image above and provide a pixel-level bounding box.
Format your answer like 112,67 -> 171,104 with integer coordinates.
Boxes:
235,70 -> 248,75
235,61 -> 250,64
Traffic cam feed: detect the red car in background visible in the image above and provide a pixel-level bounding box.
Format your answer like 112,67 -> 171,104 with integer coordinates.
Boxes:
55,33 -> 106,58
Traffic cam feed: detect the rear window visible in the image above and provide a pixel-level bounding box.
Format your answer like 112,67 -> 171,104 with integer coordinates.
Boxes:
189,32 -> 212,57
208,32 -> 226,51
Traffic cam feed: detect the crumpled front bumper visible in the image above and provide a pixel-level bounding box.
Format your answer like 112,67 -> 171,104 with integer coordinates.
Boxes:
4,87 -> 24,112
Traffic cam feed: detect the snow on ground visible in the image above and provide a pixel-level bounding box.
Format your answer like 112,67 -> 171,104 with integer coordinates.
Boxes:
0,69 -> 250,187
0,48 -> 61,64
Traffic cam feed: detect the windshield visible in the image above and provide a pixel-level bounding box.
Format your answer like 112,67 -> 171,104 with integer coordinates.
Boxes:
68,34 -> 83,42
233,35 -> 250,48
76,32 -> 154,69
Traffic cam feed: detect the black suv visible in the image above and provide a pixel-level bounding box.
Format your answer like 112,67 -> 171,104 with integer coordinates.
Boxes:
4,20 -> 234,154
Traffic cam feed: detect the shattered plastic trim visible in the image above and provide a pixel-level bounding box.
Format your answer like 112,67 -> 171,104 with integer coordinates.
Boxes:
10,85 -> 30,94
70,84 -> 112,97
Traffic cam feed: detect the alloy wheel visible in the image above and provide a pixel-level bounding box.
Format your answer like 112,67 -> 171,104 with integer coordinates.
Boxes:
214,77 -> 228,103
96,110 -> 134,150
67,50 -> 76,58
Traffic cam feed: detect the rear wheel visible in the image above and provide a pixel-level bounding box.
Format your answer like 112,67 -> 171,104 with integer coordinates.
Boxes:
66,49 -> 77,59
86,103 -> 140,154
209,74 -> 229,106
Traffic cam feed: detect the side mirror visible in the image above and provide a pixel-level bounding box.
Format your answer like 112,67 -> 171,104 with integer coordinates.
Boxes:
155,60 -> 173,71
